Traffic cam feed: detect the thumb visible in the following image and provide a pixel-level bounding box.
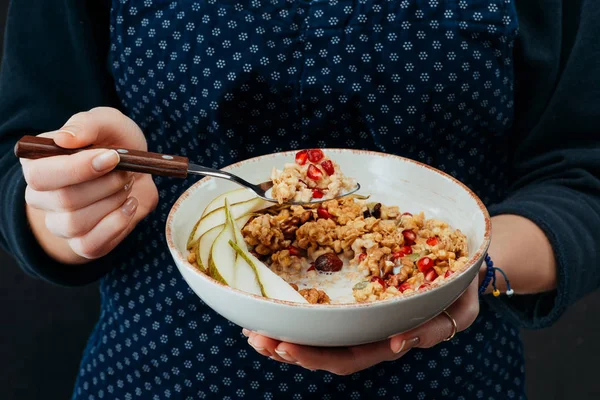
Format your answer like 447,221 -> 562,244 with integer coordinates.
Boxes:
52,107 -> 147,151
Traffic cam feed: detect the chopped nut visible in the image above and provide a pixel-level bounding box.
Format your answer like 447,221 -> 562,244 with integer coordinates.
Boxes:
299,288 -> 331,304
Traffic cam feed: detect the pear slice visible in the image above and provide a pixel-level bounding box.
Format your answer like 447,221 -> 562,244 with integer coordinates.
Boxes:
186,188 -> 256,249
229,240 -> 308,303
196,214 -> 252,272
201,188 -> 256,219
207,199 -> 237,285
188,197 -> 272,249
216,202 -> 262,296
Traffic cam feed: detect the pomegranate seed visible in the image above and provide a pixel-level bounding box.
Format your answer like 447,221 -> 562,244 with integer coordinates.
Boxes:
400,245 -> 413,255
402,229 -> 416,245
317,207 -> 332,219
307,265 -> 315,272
370,276 -> 387,288
307,164 -> 323,180
426,237 -> 438,246
425,269 -> 438,282
444,270 -> 454,278
399,282 -> 412,293
418,282 -> 431,290
321,160 -> 335,175
417,257 -> 434,273
312,189 -> 324,199
295,150 -> 308,165
401,212 -> 413,217
288,246 -> 306,257
307,149 -> 325,163
358,253 -> 367,262
392,251 -> 405,259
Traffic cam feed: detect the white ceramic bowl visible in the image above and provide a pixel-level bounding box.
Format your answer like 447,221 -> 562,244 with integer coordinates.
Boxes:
166,150 -> 490,347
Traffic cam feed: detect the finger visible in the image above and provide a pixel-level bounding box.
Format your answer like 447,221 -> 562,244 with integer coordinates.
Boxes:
390,277 -> 480,351
67,196 -> 139,259
52,107 -> 147,150
275,339 -> 404,376
25,170 -> 133,212
44,177 -> 135,238
244,331 -> 279,357
22,148 -> 121,191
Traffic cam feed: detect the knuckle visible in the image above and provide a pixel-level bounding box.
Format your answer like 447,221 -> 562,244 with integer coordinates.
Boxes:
23,165 -> 43,191
64,111 -> 90,130
24,186 -> 39,207
47,212 -> 84,238
55,187 -> 77,211
71,237 -> 106,260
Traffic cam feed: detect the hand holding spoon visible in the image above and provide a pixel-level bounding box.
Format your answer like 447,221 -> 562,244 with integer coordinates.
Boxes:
14,135 -> 360,205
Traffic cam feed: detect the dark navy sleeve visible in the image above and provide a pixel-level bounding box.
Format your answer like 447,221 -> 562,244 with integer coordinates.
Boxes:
486,0 -> 600,328
0,0 -> 122,285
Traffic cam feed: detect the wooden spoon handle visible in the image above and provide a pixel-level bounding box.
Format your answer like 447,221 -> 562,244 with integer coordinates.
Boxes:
14,135 -> 189,178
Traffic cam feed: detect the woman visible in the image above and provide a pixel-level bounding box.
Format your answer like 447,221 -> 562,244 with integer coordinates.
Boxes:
1,0 -> 598,398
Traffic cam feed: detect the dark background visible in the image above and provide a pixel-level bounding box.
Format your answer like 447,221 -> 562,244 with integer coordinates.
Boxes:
0,2 -> 599,400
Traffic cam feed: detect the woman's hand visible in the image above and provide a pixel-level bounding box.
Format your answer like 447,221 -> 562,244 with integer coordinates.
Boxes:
21,107 -> 159,264
243,277 -> 480,375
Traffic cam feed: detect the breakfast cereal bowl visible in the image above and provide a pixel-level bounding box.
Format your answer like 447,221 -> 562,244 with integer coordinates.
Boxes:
166,150 -> 490,347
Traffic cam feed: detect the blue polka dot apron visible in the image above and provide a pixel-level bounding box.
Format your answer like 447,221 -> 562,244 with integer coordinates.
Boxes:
73,1 -> 525,399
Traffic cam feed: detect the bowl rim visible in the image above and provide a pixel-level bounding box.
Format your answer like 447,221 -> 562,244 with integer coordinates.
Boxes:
166,148 -> 491,309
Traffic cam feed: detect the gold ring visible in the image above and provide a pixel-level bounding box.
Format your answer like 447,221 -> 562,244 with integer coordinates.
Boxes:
442,310 -> 458,341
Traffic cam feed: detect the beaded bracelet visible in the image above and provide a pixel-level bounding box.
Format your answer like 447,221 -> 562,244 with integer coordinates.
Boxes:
478,254 -> 513,297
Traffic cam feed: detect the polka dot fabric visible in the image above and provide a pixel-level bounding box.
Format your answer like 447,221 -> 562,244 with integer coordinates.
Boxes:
73,1 -> 524,399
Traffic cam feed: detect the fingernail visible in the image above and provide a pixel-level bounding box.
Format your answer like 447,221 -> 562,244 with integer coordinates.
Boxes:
242,329 -> 250,337
394,337 -> 420,354
121,197 -> 138,217
92,150 -> 120,172
247,338 -> 264,352
124,176 -> 135,192
55,128 -> 77,138
274,349 -> 297,363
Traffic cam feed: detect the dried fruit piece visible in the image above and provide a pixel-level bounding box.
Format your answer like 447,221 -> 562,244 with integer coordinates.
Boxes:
400,245 -> 413,255
392,251 -> 405,260
399,282 -> 412,293
307,164 -> 323,180
417,256 -> 434,272
358,253 -> 367,262
317,207 -> 332,219
295,150 -> 308,165
307,264 -> 315,272
444,270 -> 454,278
314,253 -> 343,272
425,269 -> 438,282
312,189 -> 324,199
402,229 -> 416,245
288,245 -> 307,257
370,276 -> 387,288
307,149 -> 325,163
426,237 -> 438,246
418,282 -> 431,290
371,203 -> 382,219
321,160 -> 335,175
401,212 -> 413,217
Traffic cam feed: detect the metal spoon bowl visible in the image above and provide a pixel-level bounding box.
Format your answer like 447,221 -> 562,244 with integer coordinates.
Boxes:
14,135 -> 361,205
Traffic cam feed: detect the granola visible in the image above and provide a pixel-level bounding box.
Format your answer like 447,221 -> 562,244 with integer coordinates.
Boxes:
270,149 -> 356,204
241,196 -> 469,303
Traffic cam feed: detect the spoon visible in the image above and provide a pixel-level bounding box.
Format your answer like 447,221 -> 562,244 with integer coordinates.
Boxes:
14,135 -> 361,205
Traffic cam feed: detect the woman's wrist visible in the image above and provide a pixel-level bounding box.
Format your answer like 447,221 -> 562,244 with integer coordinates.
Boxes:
479,215 -> 557,295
